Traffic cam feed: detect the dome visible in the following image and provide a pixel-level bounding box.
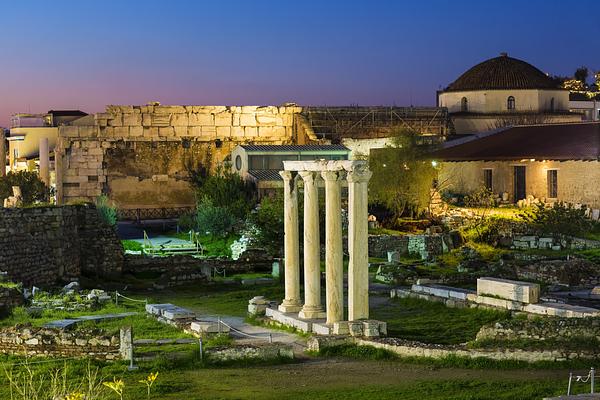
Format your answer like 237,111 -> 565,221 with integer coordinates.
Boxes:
445,53 -> 562,92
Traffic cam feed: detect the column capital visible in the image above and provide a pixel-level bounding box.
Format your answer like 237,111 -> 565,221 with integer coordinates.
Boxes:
347,169 -> 372,183
298,170 -> 318,182
279,170 -> 297,181
321,170 -> 343,182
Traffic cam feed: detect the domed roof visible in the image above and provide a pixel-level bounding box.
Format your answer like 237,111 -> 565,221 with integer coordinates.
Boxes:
445,53 -> 562,92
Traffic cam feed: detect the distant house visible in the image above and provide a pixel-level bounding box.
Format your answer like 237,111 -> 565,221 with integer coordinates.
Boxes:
230,144 -> 350,197
8,110 -> 88,175
437,53 -> 582,135
569,92 -> 600,121
431,122 -> 600,210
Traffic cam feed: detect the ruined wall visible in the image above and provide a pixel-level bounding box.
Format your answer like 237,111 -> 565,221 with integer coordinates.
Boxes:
57,104 -> 318,208
0,326 -> 120,360
0,205 -> 123,287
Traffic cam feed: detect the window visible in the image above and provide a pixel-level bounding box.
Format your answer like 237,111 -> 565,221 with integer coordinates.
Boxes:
483,169 -> 493,191
507,96 -> 515,110
460,97 -> 468,112
235,155 -> 242,171
547,170 -> 558,198
550,97 -> 555,112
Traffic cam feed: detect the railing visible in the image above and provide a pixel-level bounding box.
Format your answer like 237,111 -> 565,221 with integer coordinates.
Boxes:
568,367 -> 596,395
117,207 -> 195,222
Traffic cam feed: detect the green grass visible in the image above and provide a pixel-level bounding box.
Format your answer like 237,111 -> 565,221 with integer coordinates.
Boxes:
142,283 -> 285,317
0,354 -> 582,400
371,297 -> 510,344
122,240 -> 143,252
168,232 -> 240,258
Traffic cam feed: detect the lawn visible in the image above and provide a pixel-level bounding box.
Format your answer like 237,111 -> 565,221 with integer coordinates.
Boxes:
0,355 -> 580,400
370,297 -> 510,344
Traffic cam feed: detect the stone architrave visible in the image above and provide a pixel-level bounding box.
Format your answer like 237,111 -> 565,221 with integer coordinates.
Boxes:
298,170 -> 326,319
321,170 -> 344,324
278,171 -> 302,313
347,167 -> 372,321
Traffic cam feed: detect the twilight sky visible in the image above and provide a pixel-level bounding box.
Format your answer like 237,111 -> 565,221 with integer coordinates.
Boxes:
1,0 -> 598,126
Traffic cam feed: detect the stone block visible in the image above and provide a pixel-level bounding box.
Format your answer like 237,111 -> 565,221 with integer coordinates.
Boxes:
348,321 -> 364,336
240,113 -> 258,126
159,127 -> 175,137
231,126 -> 244,137
190,321 -> 230,334
477,277 -> 540,304
189,113 -> 213,126
332,322 -> 349,335
61,126 -> 79,138
312,323 -> 331,335
114,127 -> 129,137
142,113 -> 152,126
476,295 -> 524,311
214,112 -> 232,126
122,113 -> 142,126
129,126 -> 143,137
244,127 -> 258,137
152,114 -> 171,126
145,303 -> 174,315
171,113 -> 189,126
216,126 -> 231,137
162,307 -> 196,320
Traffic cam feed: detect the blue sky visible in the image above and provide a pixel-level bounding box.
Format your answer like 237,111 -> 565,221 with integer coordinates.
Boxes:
1,0 -> 598,125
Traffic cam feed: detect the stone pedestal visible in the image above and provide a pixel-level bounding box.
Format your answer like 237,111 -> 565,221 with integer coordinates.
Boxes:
298,171 -> 326,319
322,170 -> 344,324
278,171 -> 302,313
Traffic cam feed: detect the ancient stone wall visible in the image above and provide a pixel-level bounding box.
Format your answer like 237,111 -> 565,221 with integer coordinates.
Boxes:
476,318 -> 600,342
0,326 -> 120,360
368,233 -> 460,260
0,205 -> 123,287
124,254 -> 272,287
0,287 -> 23,314
57,105 -> 319,208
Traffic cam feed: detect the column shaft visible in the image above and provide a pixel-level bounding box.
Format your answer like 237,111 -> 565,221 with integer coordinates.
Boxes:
278,171 -> 302,313
299,171 -> 325,319
39,137 -> 50,187
322,170 -> 344,324
347,169 -> 372,321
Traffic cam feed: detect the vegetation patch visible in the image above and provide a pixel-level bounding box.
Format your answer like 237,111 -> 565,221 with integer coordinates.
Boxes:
370,297 -> 509,344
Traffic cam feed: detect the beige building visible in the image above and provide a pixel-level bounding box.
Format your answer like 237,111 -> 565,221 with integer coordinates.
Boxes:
438,53 -> 581,135
433,123 -> 600,209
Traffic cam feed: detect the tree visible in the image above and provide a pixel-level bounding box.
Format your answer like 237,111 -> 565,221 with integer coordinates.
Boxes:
196,196 -> 235,237
369,129 -> 438,220
249,193 -> 285,254
0,170 -> 49,206
191,164 -> 256,220
574,66 -> 589,87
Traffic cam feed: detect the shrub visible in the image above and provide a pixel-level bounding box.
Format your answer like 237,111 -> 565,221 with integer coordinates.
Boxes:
194,165 -> 256,220
196,196 -> 234,236
95,195 -> 117,226
0,170 -> 49,205
520,201 -> 593,238
249,193 -> 284,253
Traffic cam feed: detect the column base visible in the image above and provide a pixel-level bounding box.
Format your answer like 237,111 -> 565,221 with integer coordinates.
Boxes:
278,302 -> 302,313
298,307 -> 326,320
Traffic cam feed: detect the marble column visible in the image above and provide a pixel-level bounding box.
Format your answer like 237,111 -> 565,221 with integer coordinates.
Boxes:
322,170 -> 344,324
39,137 -> 50,187
278,170 -> 302,313
298,171 -> 325,319
347,168 -> 372,321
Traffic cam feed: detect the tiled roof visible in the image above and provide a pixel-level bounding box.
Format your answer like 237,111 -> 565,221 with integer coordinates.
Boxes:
248,170 -> 283,181
445,54 -> 562,92
240,144 -> 348,152
431,123 -> 600,161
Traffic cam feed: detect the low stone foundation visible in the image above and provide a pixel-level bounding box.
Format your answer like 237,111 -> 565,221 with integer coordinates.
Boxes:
0,325 -> 120,360
207,344 -> 293,362
308,336 -> 600,362
124,254 -> 272,287
265,307 -> 387,337
476,318 -> 600,342
392,282 -> 600,318
368,233 -> 461,260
